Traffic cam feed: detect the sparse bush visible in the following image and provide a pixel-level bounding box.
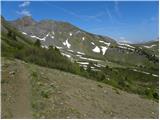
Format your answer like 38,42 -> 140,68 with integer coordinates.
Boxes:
153,92 -> 159,100
40,90 -> 50,98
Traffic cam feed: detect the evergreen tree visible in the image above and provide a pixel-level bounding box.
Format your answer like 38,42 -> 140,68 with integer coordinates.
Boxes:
7,30 -> 17,41
55,47 -> 60,54
7,30 -> 12,37
34,39 -> 41,47
48,45 -> 54,51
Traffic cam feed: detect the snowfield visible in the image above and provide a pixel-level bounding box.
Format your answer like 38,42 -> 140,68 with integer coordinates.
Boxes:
101,46 -> 108,55
92,46 -> 101,53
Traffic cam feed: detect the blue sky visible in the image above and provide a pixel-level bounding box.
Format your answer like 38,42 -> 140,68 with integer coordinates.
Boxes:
1,1 -> 159,43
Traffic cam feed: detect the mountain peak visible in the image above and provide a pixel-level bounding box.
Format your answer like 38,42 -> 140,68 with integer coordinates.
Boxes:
14,16 -> 36,26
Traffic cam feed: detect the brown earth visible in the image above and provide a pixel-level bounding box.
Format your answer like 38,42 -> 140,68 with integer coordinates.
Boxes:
1,57 -> 159,118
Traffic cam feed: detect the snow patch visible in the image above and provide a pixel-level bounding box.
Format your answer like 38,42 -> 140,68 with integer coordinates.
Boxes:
69,32 -> 72,36
118,46 -> 134,51
68,49 -> 74,52
77,62 -> 89,65
94,64 -> 105,68
79,56 -> 101,62
144,44 -> 157,49
50,35 -> 54,39
76,54 -> 82,57
101,46 -> 108,55
61,53 -> 71,58
56,46 -> 62,49
82,37 -> 85,41
77,51 -> 85,55
118,43 -> 135,49
22,32 -> 27,35
30,33 -> 50,41
46,33 -> 50,37
99,41 -> 110,46
152,74 -> 158,77
52,31 -> 55,35
132,69 -> 158,77
92,46 -> 101,53
41,45 -> 48,49
91,42 -> 95,45
63,39 -> 71,48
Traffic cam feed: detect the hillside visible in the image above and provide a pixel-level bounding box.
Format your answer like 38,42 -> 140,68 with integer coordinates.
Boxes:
1,57 -> 158,119
11,16 -> 158,69
2,16 -> 159,100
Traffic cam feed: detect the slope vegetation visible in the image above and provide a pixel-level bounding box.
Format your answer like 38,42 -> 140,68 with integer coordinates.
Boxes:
1,57 -> 158,118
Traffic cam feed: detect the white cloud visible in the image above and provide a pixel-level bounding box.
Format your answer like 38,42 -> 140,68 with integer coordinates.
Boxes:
105,8 -> 114,23
19,1 -> 30,7
17,1 -> 31,16
114,1 -> 121,17
17,9 -> 31,16
45,3 -> 104,23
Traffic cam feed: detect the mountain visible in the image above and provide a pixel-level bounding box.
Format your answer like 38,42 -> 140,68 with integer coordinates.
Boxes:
10,16 -> 158,71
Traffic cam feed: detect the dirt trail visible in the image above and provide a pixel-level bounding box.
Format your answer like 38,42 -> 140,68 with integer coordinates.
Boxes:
11,61 -> 32,118
2,59 -> 32,118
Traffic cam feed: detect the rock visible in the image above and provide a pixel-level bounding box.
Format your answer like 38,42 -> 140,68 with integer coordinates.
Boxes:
50,83 -> 55,87
60,102 -> 63,105
97,84 -> 103,88
40,116 -> 45,119
66,116 -> 70,119
91,87 -> 95,91
83,114 -> 87,117
9,71 -> 15,75
152,112 -> 155,115
104,90 -> 107,94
